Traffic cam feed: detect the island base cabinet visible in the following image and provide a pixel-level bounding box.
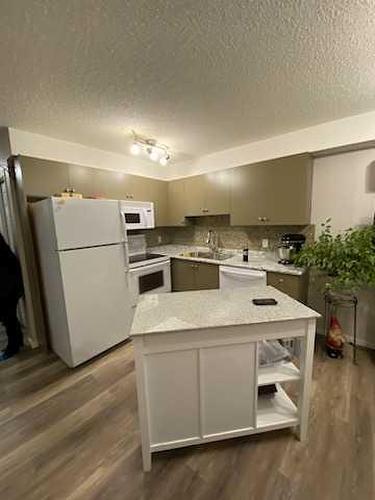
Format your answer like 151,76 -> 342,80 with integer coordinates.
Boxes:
133,318 -> 316,471
139,342 -> 257,454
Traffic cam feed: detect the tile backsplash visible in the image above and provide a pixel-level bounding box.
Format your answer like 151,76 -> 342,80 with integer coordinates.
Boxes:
140,216 -> 314,251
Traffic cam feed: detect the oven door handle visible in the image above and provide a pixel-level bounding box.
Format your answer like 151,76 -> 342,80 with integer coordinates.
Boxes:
130,259 -> 169,273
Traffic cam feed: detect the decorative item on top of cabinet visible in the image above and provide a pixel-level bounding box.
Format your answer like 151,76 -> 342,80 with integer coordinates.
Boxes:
171,259 -> 219,291
230,154 -> 312,226
267,271 -> 308,303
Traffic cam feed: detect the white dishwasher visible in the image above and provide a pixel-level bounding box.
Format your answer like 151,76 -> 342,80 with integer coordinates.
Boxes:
220,265 -> 293,364
219,265 -> 267,289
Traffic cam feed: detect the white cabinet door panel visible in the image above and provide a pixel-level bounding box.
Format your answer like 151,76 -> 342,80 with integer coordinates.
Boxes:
146,350 -> 200,445
201,343 -> 256,436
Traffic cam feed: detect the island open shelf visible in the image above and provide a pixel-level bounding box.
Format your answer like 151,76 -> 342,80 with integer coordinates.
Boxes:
258,361 -> 300,386
257,384 -> 298,429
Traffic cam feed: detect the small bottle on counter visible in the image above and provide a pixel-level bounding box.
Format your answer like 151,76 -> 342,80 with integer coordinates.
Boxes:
243,248 -> 249,262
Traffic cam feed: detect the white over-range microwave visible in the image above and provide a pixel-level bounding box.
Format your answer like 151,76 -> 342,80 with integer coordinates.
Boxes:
119,200 -> 155,230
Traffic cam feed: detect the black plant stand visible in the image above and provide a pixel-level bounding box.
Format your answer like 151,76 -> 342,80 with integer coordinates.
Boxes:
324,290 -> 358,364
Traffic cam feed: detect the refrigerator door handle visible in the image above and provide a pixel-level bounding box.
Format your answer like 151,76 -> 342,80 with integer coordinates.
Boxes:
122,240 -> 130,270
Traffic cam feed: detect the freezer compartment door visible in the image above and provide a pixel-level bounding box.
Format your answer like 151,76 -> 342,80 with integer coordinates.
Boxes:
52,198 -> 125,250
59,244 -> 133,366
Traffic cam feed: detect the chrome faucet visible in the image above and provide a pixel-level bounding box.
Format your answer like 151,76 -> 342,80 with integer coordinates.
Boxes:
206,230 -> 218,253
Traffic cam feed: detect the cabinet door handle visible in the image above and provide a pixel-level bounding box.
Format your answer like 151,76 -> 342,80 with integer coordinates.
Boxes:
278,278 -> 284,283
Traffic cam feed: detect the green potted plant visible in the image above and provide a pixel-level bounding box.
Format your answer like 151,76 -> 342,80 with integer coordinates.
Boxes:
294,220 -> 375,359
294,219 -> 375,292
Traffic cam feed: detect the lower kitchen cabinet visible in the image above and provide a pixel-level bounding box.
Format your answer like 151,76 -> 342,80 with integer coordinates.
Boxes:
171,259 -> 219,292
267,271 -> 308,303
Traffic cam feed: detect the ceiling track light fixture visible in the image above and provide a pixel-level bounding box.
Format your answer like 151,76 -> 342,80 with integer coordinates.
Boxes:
130,131 -> 171,165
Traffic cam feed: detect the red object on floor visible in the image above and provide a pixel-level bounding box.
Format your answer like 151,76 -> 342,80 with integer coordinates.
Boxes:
326,315 -> 345,358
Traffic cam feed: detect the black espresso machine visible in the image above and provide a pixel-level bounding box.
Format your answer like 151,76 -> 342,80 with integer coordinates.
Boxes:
277,233 -> 306,265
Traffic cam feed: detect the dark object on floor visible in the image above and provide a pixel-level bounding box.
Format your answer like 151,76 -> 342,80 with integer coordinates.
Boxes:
258,384 -> 277,396
326,346 -> 344,359
0,232 -> 24,358
0,350 -> 17,362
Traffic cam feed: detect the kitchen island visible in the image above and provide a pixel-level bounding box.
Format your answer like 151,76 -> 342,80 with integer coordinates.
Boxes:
130,286 -> 320,471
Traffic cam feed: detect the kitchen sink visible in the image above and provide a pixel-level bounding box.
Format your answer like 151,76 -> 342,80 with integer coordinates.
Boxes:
179,250 -> 233,261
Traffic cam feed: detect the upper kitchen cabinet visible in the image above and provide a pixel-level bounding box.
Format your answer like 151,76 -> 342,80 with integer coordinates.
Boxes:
184,171 -> 230,216
183,175 -> 206,216
167,170 -> 231,224
93,171 -> 168,226
92,169 -> 131,200
124,175 -> 168,227
21,156 -> 70,198
204,169 -> 231,215
230,154 -> 312,225
167,178 -> 187,226
149,179 -> 169,227
21,157 -> 167,226
68,165 -> 97,197
123,175 -> 168,226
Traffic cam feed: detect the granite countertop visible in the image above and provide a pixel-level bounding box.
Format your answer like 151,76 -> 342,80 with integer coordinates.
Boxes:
149,244 -> 305,276
130,286 -> 320,336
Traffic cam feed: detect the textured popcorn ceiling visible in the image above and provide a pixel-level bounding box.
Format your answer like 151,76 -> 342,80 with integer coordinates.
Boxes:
0,0 -> 375,163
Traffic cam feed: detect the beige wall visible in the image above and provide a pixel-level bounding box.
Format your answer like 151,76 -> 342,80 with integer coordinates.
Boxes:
312,149 -> 375,232
310,149 -> 375,348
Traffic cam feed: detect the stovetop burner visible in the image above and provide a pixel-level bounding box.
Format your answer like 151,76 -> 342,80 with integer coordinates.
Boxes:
129,253 -> 165,264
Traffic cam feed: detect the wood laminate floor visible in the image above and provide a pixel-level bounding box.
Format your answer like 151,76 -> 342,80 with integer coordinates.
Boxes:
0,340 -> 374,500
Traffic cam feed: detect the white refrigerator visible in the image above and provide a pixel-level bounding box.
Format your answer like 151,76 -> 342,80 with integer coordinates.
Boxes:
32,197 -> 132,367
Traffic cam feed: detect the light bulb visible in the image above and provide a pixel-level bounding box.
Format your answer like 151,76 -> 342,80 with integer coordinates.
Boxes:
130,142 -> 141,155
149,147 -> 159,161
159,155 -> 169,166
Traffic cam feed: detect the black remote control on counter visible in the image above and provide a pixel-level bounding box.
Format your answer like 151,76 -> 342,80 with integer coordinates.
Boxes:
252,298 -> 278,306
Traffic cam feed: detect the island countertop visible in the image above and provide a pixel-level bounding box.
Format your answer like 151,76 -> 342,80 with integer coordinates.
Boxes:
130,286 -> 320,336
